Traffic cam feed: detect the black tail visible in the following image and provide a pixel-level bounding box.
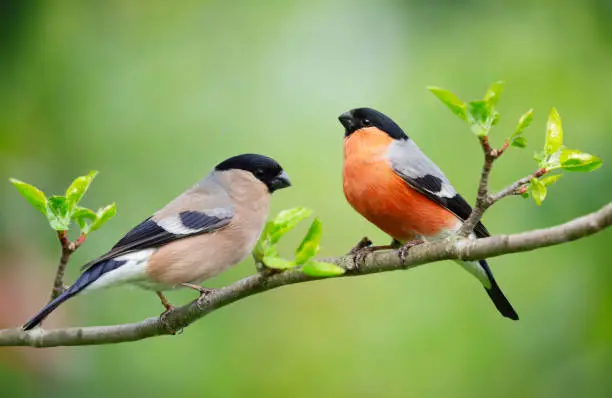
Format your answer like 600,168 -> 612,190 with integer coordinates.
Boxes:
479,260 -> 519,321
22,288 -> 79,330
22,258 -> 126,330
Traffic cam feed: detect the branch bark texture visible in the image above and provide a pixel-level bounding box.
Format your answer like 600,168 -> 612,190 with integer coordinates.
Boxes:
1,202 -> 610,348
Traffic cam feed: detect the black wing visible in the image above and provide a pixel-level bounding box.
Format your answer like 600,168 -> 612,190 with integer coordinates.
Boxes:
81,209 -> 233,270
394,169 -> 490,238
433,193 -> 489,238
395,170 -> 489,238
387,139 -> 490,238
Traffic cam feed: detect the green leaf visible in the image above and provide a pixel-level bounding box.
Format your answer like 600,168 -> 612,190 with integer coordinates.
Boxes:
263,244 -> 279,259
9,178 -> 48,215
559,149 -> 603,172
511,136 -> 527,148
89,203 -> 117,232
47,196 -> 69,218
65,170 -> 98,209
484,81 -> 505,106
268,207 -> 313,244
253,221 -> 274,261
540,175 -> 562,187
530,178 -> 547,206
301,261 -> 346,277
47,196 -> 71,230
295,218 -> 323,265
491,112 -> 501,126
545,108 -> 563,155
467,100 -> 490,125
427,86 -> 467,121
262,256 -> 295,270
521,192 -> 529,199
533,150 -> 546,164
72,207 -> 98,232
260,220 -> 274,241
467,100 -> 492,136
512,109 -> 534,138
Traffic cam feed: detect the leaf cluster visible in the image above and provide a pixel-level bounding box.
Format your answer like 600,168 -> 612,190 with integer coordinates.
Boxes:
253,207 -> 345,277
10,171 -> 116,234
429,82 -> 602,205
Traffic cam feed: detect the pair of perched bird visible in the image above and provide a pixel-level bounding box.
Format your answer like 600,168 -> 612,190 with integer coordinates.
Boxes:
23,108 -> 517,330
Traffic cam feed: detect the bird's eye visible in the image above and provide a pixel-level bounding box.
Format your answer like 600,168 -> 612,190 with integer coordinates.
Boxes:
362,119 -> 372,126
254,168 -> 265,177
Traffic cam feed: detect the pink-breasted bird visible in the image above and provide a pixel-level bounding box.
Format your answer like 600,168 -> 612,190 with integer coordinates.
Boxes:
339,107 -> 518,320
23,154 -> 291,330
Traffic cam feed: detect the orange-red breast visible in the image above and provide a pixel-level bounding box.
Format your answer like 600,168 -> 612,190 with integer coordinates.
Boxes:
339,107 -> 518,320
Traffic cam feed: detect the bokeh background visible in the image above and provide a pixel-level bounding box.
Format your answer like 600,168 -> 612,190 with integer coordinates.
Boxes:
1,1 -> 611,397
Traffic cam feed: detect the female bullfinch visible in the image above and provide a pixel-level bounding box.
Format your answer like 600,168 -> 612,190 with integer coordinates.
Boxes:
23,154 -> 291,330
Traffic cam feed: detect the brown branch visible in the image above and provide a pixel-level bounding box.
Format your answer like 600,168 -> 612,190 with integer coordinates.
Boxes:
458,136 -> 497,236
459,135 -> 546,237
1,202 -> 610,348
490,168 -> 547,202
50,232 -> 86,300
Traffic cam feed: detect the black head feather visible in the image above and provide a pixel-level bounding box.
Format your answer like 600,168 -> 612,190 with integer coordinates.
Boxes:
215,154 -> 291,192
338,107 -> 408,140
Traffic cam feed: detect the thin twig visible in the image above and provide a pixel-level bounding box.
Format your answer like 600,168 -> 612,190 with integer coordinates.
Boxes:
458,136 -> 496,236
0,202 -> 610,348
490,168 -> 547,202
459,135 -> 547,237
50,232 -> 86,300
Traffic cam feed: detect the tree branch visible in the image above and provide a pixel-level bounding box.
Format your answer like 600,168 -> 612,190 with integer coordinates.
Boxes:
1,202 -> 610,348
459,137 -> 496,236
50,231 -> 86,300
490,168 -> 546,202
459,136 -> 547,237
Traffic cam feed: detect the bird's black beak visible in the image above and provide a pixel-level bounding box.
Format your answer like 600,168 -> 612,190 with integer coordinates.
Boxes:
338,111 -> 356,135
269,170 -> 291,192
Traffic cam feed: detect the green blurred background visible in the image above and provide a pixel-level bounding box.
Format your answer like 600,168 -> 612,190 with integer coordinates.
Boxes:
1,1 -> 611,397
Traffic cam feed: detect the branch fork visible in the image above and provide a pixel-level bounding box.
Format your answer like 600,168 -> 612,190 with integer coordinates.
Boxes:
459,136 -> 548,237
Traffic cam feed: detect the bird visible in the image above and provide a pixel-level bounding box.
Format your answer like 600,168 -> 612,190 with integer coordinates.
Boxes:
23,153 -> 291,330
338,107 -> 518,320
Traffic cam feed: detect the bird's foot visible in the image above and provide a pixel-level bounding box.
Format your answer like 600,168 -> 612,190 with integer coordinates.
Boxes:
159,305 -> 179,334
390,239 -> 403,249
156,291 -> 174,311
180,283 -> 217,310
352,246 -> 376,270
155,291 -> 180,334
349,238 -> 396,271
348,237 -> 373,255
397,239 -> 425,264
180,283 -> 216,297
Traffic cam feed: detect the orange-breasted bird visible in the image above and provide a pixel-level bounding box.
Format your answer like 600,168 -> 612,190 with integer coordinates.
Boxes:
338,107 -> 518,320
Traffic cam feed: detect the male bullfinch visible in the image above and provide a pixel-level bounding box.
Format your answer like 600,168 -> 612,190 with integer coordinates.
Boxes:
338,108 -> 518,320
23,154 -> 291,330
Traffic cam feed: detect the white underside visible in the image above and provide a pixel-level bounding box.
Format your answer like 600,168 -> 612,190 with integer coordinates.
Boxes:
417,226 -> 491,288
85,249 -> 157,292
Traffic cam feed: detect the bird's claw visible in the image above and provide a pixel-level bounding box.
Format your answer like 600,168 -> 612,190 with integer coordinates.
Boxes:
397,239 -> 425,264
348,237 -> 373,255
159,305 -> 178,334
352,246 -> 376,270
180,283 -> 216,297
349,238 -> 401,270
196,286 -> 217,297
195,287 -> 217,310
